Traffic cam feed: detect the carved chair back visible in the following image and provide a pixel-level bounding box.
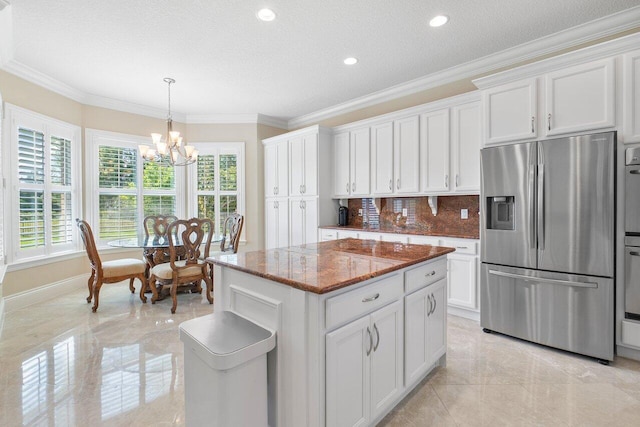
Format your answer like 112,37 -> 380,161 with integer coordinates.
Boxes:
143,215 -> 178,240
76,219 -> 102,272
220,213 -> 244,253
167,218 -> 214,269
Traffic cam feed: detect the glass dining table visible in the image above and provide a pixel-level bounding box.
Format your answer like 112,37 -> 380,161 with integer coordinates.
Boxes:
108,236 -> 185,277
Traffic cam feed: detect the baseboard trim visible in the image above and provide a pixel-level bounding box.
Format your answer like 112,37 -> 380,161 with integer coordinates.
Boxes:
4,274 -> 87,313
447,306 -> 480,322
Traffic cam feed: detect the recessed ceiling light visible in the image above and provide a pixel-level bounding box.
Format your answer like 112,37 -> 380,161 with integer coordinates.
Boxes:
429,15 -> 449,27
257,8 -> 276,22
344,57 -> 358,65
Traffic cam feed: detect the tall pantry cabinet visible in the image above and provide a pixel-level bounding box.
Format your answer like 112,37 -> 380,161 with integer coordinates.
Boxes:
263,125 -> 334,249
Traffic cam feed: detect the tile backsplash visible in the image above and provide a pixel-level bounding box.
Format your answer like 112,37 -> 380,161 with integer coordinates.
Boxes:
347,195 -> 479,239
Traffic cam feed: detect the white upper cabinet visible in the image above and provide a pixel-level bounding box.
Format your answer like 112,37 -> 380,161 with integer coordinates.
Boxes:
350,127 -> 371,197
333,128 -> 370,197
289,132 -> 318,196
483,78 -> 537,145
333,132 -> 351,197
371,122 -> 394,195
624,49 -> 640,143
544,58 -> 615,136
394,116 -> 420,194
265,140 -> 288,198
451,101 -> 481,193
420,109 -> 450,193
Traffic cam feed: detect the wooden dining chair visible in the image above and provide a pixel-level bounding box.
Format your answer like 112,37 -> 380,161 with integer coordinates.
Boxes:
76,219 -> 148,312
149,217 -> 214,313
143,214 -> 178,240
219,213 -> 244,253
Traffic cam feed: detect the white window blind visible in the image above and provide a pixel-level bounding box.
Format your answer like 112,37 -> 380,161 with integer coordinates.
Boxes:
87,129 -> 183,246
189,143 -> 244,239
4,104 -> 81,262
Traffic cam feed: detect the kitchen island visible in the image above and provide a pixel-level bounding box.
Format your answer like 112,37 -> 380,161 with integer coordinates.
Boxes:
207,238 -> 454,427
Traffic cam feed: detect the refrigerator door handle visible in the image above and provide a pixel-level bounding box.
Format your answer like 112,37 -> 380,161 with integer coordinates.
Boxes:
537,163 -> 545,251
529,167 -> 536,249
488,269 -> 598,289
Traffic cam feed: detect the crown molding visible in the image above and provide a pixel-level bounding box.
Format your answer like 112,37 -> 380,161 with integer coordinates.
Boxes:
473,31 -> 640,89
287,5 -> 640,129
84,92 -> 185,121
2,59 -> 87,103
186,113 -> 287,129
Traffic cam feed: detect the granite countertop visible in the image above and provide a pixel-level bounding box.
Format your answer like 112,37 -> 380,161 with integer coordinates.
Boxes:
319,225 -> 479,240
207,238 -> 455,294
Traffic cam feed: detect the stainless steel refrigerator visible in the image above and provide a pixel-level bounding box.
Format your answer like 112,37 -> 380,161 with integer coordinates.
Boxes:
480,132 -> 615,362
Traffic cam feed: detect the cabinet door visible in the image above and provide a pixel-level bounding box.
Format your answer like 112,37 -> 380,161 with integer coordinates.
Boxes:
371,122 -> 394,195
447,253 -> 477,310
420,109 -> 450,193
404,286 -> 429,385
264,144 -> 278,197
303,133 -> 318,196
452,101 -> 481,193
276,141 -> 289,197
303,198 -> 318,245
351,127 -> 371,196
326,316 -> 371,427
394,115 -> 420,194
289,200 -> 304,247
426,278 -> 447,365
265,199 -> 288,249
545,58 -> 615,136
334,132 -> 351,197
370,300 -> 403,421
624,49 -> 640,143
483,78 -> 537,144
289,136 -> 305,196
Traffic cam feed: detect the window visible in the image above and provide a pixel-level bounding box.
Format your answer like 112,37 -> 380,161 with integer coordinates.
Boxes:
3,104 -> 81,262
86,130 -> 184,246
188,143 -> 245,239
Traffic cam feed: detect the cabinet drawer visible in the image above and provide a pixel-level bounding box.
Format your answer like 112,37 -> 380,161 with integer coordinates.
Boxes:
320,229 -> 338,241
404,259 -> 447,294
442,239 -> 478,255
325,273 -> 402,330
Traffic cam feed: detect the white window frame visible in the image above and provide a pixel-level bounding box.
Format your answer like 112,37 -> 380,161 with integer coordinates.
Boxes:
187,142 -> 246,241
2,104 -> 82,263
85,129 -> 186,247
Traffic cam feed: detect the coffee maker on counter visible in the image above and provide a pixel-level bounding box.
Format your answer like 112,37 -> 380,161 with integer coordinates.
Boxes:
338,206 -> 348,226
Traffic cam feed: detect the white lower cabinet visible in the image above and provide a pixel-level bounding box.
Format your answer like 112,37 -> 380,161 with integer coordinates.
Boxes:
447,253 -> 478,310
404,278 -> 447,386
326,300 -> 403,427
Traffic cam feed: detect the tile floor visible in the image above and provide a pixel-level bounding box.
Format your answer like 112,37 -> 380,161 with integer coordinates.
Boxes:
1,282 -> 640,426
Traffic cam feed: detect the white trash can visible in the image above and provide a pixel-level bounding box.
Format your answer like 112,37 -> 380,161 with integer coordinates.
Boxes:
179,311 -> 276,427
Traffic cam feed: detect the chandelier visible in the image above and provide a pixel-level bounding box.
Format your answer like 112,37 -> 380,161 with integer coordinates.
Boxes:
139,77 -> 198,166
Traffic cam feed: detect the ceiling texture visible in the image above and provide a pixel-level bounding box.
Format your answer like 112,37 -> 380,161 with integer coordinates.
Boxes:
1,0 -> 640,127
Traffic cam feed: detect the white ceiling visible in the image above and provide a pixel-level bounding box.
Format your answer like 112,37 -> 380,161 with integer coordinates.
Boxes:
2,0 -> 640,127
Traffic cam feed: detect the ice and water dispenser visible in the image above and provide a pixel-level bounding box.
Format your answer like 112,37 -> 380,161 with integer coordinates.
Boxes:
486,196 -> 515,230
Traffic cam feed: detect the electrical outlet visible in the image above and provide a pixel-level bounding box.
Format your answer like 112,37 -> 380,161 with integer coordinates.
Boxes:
402,208 -> 408,217
461,209 -> 468,219
358,209 -> 363,216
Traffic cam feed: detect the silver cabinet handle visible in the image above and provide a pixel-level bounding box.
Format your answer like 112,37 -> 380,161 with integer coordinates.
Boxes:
488,269 -> 598,288
302,200 -> 306,209
373,323 -> 380,352
630,251 -> 640,256
303,184 -> 306,193
531,116 -> 535,133
456,246 -> 468,250
299,184 -> 303,194
427,294 -> 433,317
547,113 -> 551,131
445,174 -> 449,188
389,179 -> 392,190
455,174 -> 459,187
432,293 -> 437,315
630,170 -> 640,175
352,182 -> 356,192
366,327 -> 373,356
425,270 -> 436,277
396,179 -> 400,189
362,293 -> 380,302
346,182 -> 349,193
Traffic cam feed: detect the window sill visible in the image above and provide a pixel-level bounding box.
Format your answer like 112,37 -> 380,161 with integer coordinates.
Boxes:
6,246 -> 141,272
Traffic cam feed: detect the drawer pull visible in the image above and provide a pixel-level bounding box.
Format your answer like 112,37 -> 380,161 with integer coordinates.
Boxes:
630,251 -> 640,256
366,327 -> 373,356
456,246 -> 468,249
362,293 -> 380,303
425,270 -> 436,277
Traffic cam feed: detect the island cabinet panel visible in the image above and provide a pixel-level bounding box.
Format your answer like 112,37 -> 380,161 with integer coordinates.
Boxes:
326,300 -> 403,427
